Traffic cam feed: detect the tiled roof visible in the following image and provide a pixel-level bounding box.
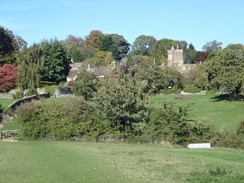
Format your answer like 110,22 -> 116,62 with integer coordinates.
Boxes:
87,67 -> 115,76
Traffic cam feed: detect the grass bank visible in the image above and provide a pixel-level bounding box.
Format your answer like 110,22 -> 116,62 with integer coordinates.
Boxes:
0,141 -> 243,183
0,98 -> 17,109
149,94 -> 244,132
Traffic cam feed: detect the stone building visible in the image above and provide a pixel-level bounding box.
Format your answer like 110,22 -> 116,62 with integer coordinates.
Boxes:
167,45 -> 196,72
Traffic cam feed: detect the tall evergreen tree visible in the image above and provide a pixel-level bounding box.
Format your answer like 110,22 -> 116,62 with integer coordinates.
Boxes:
40,39 -> 70,83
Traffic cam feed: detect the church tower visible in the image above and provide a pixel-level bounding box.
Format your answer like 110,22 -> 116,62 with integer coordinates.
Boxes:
167,45 -> 183,68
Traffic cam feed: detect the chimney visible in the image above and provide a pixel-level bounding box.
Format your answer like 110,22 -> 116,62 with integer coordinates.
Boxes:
87,64 -> 91,71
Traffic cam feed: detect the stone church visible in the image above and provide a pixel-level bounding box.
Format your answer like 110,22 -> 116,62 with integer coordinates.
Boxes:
167,45 -> 196,72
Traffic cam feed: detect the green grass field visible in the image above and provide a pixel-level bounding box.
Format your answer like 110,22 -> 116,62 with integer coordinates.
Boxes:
0,98 -> 17,109
149,94 -> 244,132
0,141 -> 243,183
1,94 -> 244,133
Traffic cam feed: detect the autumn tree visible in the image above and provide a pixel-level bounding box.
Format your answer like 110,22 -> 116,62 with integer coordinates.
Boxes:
84,30 -> 104,50
0,64 -> 18,92
195,51 -> 208,63
204,44 -> 244,99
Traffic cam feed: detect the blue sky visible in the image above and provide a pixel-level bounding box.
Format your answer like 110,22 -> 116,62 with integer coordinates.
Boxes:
1,0 -> 243,51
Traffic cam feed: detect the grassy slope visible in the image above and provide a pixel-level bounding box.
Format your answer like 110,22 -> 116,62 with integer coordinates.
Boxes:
0,141 -> 243,183
0,99 -> 17,109
149,94 -> 244,132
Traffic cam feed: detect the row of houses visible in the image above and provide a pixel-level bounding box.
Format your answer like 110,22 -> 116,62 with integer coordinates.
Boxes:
66,46 -> 197,82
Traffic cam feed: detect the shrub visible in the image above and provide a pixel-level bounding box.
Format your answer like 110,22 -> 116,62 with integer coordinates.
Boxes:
16,98 -> 108,140
237,121 -> 244,135
143,103 -> 213,145
43,85 -> 59,96
183,85 -> 202,93
212,131 -> 244,149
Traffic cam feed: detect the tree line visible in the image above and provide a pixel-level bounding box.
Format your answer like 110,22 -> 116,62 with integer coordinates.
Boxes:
0,25 -> 243,99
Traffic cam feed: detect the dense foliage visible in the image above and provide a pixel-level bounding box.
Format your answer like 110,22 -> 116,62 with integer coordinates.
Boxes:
0,64 -> 18,92
204,44 -> 244,99
40,39 -> 70,83
17,98 -> 108,140
17,44 -> 43,94
71,71 -> 98,100
96,72 -> 148,133
0,26 -> 27,66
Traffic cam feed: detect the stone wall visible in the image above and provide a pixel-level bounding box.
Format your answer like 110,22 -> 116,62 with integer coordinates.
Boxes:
52,87 -> 74,98
0,93 -> 50,124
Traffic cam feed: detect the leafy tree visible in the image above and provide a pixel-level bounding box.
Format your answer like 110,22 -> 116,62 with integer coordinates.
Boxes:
80,46 -> 96,62
17,44 -> 43,93
127,55 -> 183,94
109,34 -> 130,60
99,34 -> 129,61
184,43 -> 197,64
96,71 -> 148,133
146,103 -> 212,144
63,35 -> 84,48
204,44 -> 244,99
153,39 -> 173,64
131,35 -> 156,56
0,64 -> 18,92
81,51 -> 113,68
71,48 -> 83,62
84,30 -> 104,50
40,39 -> 70,83
71,71 -> 98,100
0,26 -> 27,66
202,40 -> 222,54
195,51 -> 208,63
99,35 -> 118,59
62,35 -> 84,62
184,65 -> 207,90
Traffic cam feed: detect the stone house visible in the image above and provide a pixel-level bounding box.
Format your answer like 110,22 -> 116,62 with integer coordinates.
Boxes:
66,63 -> 117,82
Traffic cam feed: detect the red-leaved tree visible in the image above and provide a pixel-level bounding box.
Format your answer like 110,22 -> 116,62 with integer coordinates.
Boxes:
195,51 -> 208,63
0,64 -> 18,92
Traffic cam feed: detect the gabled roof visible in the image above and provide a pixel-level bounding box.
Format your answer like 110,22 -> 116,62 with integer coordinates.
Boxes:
66,69 -> 82,79
87,67 -> 115,76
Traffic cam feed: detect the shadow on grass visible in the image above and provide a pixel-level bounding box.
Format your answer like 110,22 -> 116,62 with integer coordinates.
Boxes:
211,94 -> 231,102
211,94 -> 244,102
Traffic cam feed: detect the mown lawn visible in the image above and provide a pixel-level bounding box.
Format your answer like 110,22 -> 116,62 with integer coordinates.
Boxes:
0,98 -> 17,109
149,94 -> 244,132
0,141 -> 243,183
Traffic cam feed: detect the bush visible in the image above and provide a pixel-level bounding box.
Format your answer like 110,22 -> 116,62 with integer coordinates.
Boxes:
43,85 -> 59,96
142,103 -> 213,145
159,88 -> 181,95
16,98 -> 109,140
237,121 -> 244,135
183,85 -> 202,93
12,90 -> 24,99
